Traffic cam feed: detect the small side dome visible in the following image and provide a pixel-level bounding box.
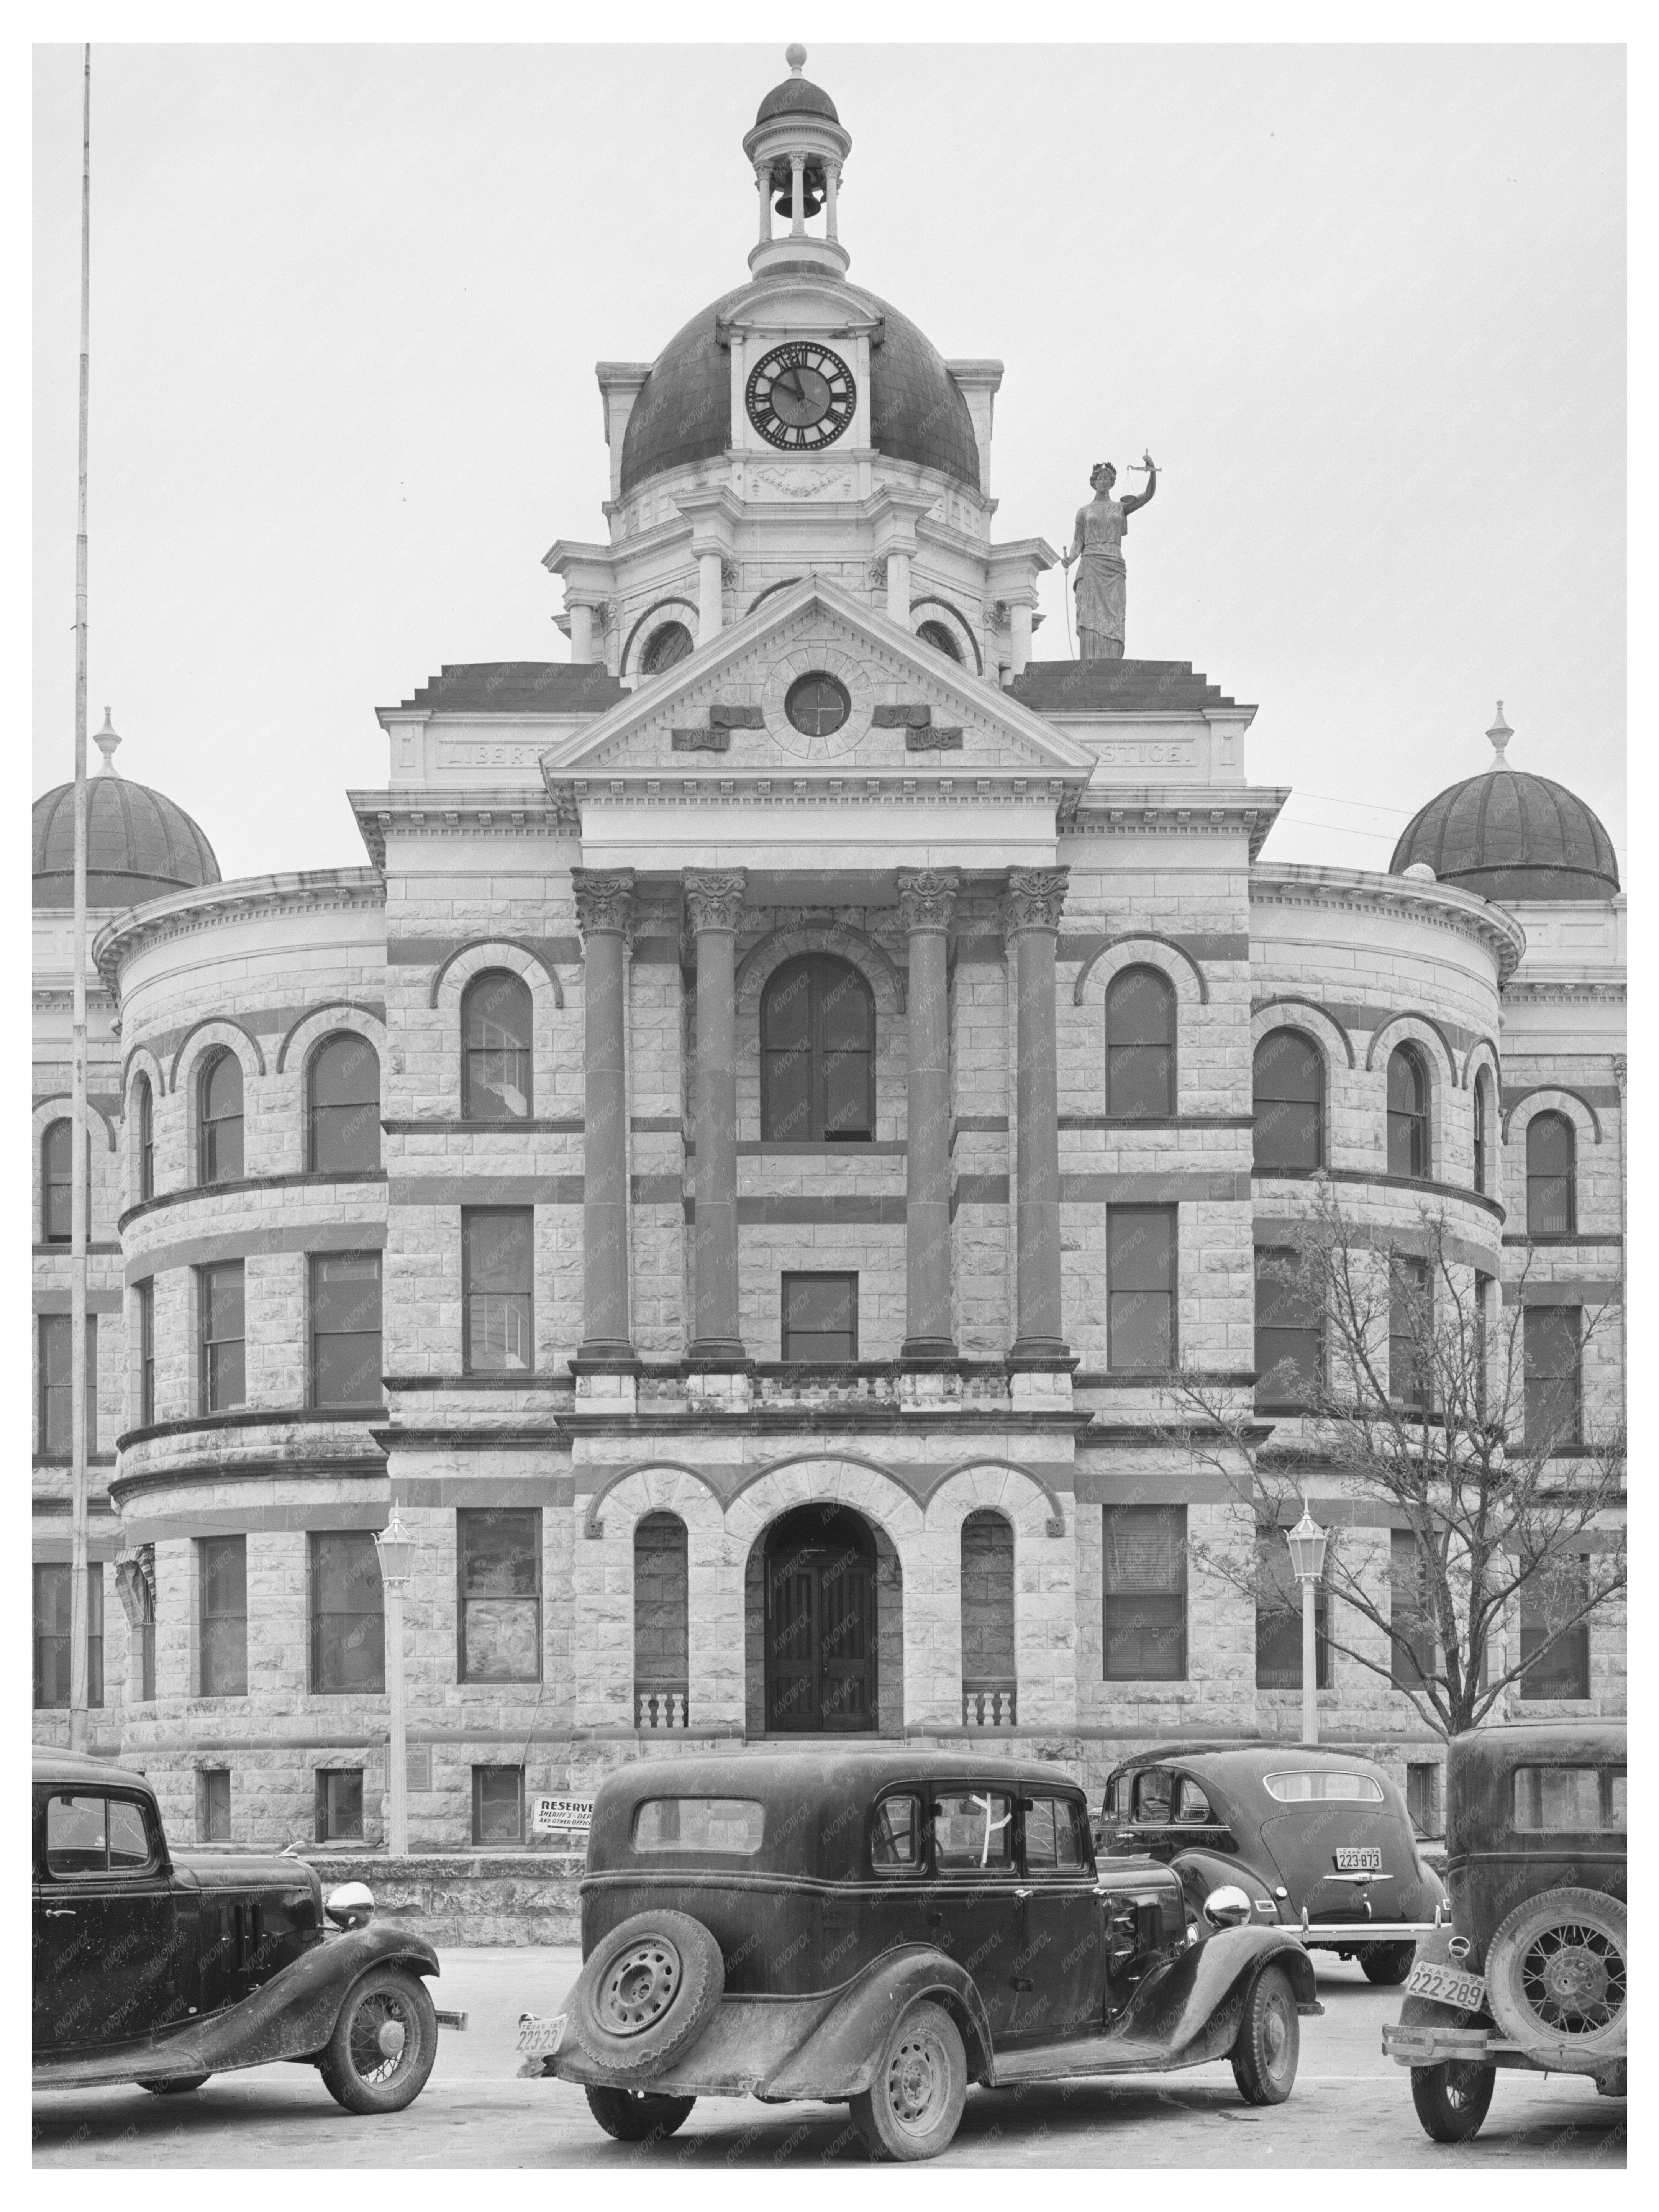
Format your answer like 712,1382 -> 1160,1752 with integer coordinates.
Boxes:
1389,703 -> 1620,905
756,45 -> 838,125
32,712 -> 221,911
1402,861 -> 1437,882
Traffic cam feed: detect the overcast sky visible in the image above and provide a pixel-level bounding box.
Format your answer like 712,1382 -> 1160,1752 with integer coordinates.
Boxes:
31,40 -> 1625,885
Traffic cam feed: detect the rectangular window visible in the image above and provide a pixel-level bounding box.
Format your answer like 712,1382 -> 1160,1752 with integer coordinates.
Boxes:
933,1789 -> 1016,1874
199,1535 -> 248,1696
38,1314 -> 97,1456
1473,1271 -> 1492,1422
199,1769 -> 231,1843
33,1564 -> 103,1709
1107,1205 -> 1176,1371
1102,1504 -> 1187,1681
310,1531 -> 385,1693
310,1252 -> 383,1407
132,1565 -> 156,1703
1390,1528 -> 1438,1690
315,1769 -> 365,1843
199,1261 -> 246,1413
870,1794 -> 922,1871
1254,1247 -> 1321,1408
457,1508 -> 542,1682
1389,1254 -> 1429,1408
136,1279 -> 155,1428
1023,1796 -> 1087,1876
463,1208 -> 533,1373
1255,1525 -> 1329,1689
631,1799 -> 767,1855
1519,1554 -> 1591,1699
781,1271 -> 857,1362
472,1765 -> 524,1844
1406,1762 -> 1439,1839
1524,1305 -> 1582,1450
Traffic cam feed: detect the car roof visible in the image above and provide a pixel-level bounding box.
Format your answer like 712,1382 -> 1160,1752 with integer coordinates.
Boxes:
597,1748 -> 1088,1804
32,1744 -> 153,1792
1107,1741 -> 1387,1776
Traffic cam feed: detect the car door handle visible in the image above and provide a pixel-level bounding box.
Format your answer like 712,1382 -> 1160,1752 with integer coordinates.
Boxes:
1013,1887 -> 1033,1900
43,1908 -> 75,1918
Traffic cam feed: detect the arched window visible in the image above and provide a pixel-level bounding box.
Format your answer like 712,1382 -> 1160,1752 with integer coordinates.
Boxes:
1105,966 -> 1175,1118
1472,1070 -> 1492,1195
760,954 -> 874,1141
1526,1112 -> 1576,1237
1386,1045 -> 1429,1180
462,972 -> 533,1118
134,1076 -> 154,1202
41,1119 -> 80,1243
640,620 -> 693,676
1253,1030 -> 1323,1170
309,1034 -> 381,1171
198,1051 -> 244,1185
917,619 -> 961,662
633,1512 -> 689,1730
960,1510 -> 1015,1727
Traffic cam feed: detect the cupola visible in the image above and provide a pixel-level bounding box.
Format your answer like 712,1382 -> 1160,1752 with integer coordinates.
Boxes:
742,46 -> 853,277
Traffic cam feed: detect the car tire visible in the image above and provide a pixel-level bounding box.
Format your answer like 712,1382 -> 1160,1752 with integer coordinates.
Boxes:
567,1910 -> 725,2080
317,1964 -> 438,2114
1361,1943 -> 1416,1986
1483,1886 -> 1627,2068
1230,1964 -> 1299,2105
850,2001 -> 967,2161
138,2074 -> 210,2095
1410,2060 -> 1495,2143
584,2085 -> 698,2143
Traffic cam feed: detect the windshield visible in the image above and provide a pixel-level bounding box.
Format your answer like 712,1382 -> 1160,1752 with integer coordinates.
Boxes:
1264,1771 -> 1383,1804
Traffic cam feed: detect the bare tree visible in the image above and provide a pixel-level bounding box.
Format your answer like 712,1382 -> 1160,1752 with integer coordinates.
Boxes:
1157,1179 -> 1625,1738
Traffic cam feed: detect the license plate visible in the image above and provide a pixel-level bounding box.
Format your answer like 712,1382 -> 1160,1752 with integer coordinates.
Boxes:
516,2012 -> 567,2056
1405,1962 -> 1486,2013
1334,1847 -> 1383,1872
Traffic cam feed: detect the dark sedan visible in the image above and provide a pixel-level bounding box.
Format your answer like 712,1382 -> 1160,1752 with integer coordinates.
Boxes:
1100,1742 -> 1447,1984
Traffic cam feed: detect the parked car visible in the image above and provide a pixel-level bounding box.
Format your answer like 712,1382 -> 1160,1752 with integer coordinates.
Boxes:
31,1746 -> 464,2109
518,1749 -> 1323,2160
1382,1718 -> 1626,2142
1098,1743 -> 1448,1984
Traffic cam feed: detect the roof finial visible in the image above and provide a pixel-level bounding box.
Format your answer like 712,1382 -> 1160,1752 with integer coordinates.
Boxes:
94,706 -> 121,775
785,43 -> 807,74
1486,699 -> 1513,769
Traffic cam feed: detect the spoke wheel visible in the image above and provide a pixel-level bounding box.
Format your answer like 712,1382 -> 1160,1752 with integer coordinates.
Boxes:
1411,2061 -> 1495,2143
584,2086 -> 697,2143
318,1965 -> 438,2114
851,2001 -> 966,2161
1485,1887 -> 1628,2066
1231,1964 -> 1300,2105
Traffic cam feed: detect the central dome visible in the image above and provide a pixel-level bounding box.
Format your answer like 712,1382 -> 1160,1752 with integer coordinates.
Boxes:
619,277 -> 981,497
33,722 -> 221,912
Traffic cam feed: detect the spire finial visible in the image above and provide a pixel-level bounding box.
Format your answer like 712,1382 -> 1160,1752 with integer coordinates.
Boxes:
1486,699 -> 1513,768
94,706 -> 121,775
785,43 -> 807,74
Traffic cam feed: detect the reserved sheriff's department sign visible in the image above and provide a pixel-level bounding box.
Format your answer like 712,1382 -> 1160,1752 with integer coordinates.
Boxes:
529,1795 -> 594,1836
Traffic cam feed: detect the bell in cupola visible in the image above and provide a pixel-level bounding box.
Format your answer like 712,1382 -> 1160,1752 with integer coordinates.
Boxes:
771,159 -> 826,219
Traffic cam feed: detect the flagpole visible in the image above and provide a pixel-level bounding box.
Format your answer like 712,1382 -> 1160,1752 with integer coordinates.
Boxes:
69,41 -> 92,1753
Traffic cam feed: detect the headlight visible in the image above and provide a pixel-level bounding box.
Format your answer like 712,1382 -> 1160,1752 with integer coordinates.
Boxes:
325,1880 -> 375,1930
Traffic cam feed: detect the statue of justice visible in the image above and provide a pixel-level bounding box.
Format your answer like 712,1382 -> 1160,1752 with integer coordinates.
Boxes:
1062,453 -> 1157,660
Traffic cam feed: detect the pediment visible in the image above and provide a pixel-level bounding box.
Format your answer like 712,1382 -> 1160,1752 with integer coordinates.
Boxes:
541,578 -> 1095,789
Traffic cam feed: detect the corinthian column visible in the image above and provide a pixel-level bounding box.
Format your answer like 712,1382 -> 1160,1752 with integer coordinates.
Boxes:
1005,867 -> 1070,1363
684,869 -> 748,1365
898,869 -> 959,1361
572,869 -> 636,1366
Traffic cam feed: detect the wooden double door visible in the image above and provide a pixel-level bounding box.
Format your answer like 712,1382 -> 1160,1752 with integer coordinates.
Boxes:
764,1505 -> 877,1732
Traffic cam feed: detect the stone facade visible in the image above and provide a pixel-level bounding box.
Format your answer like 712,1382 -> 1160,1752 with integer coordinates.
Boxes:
31,53 -> 1625,1856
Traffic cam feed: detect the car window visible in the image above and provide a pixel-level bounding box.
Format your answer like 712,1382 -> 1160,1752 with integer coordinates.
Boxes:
1025,1796 -> 1086,1876
43,1792 -> 157,1878
631,1798 -> 765,1854
872,1794 -> 922,1872
1607,1769 -> 1627,1831
108,1799 -> 152,1869
1103,1774 -> 1121,1819
1263,1770 -> 1384,1804
1175,1777 -> 1213,1823
933,1791 -> 1015,1874
1512,1766 -> 1625,1834
1132,1770 -> 1173,1823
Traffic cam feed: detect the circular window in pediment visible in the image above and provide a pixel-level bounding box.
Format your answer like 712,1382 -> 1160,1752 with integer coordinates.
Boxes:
784,672 -> 851,739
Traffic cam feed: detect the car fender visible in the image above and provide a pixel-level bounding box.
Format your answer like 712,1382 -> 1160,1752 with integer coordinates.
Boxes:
760,1944 -> 996,2099
31,1923 -> 441,2091
1111,1927 -> 1318,2069
1395,1925 -> 1494,2035
1169,1846 -> 1260,1918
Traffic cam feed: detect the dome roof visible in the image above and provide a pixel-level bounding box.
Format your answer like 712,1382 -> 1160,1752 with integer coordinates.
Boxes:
756,72 -> 839,125
619,277 -> 982,497
1389,708 -> 1619,904
33,727 -> 221,911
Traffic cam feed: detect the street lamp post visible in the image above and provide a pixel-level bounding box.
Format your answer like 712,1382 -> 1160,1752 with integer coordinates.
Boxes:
1285,1500 -> 1328,1747
374,1510 -> 418,1856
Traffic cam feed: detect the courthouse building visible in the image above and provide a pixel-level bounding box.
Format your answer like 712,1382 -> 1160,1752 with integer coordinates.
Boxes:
31,52 -> 1625,1851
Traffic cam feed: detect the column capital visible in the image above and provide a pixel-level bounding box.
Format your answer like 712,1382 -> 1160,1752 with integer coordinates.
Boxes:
896,868 -> 961,935
1003,866 -> 1069,935
683,868 -> 747,935
572,867 -> 636,942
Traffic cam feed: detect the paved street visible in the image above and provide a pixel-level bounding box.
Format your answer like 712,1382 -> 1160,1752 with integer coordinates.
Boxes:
33,1948 -> 1626,2169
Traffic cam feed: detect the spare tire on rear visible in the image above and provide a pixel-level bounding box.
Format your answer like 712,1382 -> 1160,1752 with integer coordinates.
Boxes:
1483,1887 -> 1626,2069
567,1910 -> 725,2079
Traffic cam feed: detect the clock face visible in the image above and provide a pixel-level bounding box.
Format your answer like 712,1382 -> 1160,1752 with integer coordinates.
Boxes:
745,343 -> 857,451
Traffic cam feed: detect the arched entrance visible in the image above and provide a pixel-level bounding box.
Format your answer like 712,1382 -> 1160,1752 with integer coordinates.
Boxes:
761,1504 -> 878,1733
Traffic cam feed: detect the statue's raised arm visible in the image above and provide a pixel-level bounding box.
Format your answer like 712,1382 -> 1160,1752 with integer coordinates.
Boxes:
1121,451 -> 1157,517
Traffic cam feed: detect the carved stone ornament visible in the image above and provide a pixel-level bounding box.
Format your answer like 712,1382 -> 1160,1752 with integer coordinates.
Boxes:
572,867 -> 638,940
683,869 -> 748,934
896,869 -> 961,934
1004,866 -> 1069,934
873,703 -> 931,728
672,726 -> 730,752
709,704 -> 766,730
906,726 -> 964,751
